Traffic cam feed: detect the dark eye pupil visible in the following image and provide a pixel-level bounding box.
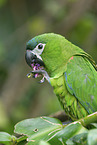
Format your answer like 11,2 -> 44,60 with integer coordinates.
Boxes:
38,44 -> 43,49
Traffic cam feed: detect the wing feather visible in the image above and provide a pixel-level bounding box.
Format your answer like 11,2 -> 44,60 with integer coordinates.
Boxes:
65,56 -> 97,114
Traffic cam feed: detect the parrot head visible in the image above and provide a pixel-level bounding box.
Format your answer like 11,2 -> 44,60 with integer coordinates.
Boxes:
25,33 -> 66,81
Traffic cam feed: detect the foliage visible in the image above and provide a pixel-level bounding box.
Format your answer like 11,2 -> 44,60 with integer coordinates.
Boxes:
0,113 -> 97,145
0,0 -> 97,144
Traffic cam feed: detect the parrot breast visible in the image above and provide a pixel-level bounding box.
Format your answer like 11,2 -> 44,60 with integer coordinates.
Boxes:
50,74 -> 88,121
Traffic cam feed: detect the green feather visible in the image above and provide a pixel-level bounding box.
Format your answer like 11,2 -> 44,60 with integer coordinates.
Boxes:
26,33 -> 97,120
65,56 -> 97,114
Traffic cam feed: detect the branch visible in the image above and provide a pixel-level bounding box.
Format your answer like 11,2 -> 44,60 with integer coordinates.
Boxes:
49,110 -> 69,122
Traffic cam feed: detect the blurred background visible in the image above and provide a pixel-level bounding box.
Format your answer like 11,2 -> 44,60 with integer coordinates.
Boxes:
0,0 -> 97,134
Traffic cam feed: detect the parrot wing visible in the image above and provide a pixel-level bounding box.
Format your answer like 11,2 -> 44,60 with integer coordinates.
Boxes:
64,55 -> 97,114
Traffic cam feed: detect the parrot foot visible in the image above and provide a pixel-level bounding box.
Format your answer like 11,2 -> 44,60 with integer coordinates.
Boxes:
27,70 -> 50,83
27,73 -> 33,78
39,76 -> 45,83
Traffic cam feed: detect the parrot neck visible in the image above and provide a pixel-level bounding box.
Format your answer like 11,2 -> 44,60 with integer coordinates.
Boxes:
52,66 -> 66,78
45,61 -> 67,78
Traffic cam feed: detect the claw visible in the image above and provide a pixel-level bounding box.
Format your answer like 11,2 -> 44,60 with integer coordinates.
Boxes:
39,77 -> 45,83
27,70 -> 50,83
31,70 -> 50,83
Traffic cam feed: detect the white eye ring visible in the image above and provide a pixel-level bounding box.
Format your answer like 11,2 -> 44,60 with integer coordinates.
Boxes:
33,43 -> 46,55
31,43 -> 46,60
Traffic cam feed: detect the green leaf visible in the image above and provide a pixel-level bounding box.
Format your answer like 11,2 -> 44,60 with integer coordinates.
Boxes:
68,133 -> 87,145
66,139 -> 75,145
26,140 -> 50,145
14,116 -> 62,144
88,129 -> 97,145
49,122 -> 88,144
91,123 -> 97,128
49,137 -> 66,145
39,140 -> 50,145
0,132 -> 17,145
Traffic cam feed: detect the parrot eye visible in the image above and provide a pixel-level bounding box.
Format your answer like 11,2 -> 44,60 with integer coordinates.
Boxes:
31,43 -> 45,57
38,44 -> 43,49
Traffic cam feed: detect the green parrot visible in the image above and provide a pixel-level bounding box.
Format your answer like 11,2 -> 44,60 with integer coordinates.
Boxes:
25,33 -> 97,120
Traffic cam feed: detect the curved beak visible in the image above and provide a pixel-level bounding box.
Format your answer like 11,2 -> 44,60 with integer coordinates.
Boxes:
25,50 -> 44,67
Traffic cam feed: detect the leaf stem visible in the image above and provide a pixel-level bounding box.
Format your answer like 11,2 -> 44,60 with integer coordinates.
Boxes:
17,136 -> 27,143
77,112 -> 97,127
